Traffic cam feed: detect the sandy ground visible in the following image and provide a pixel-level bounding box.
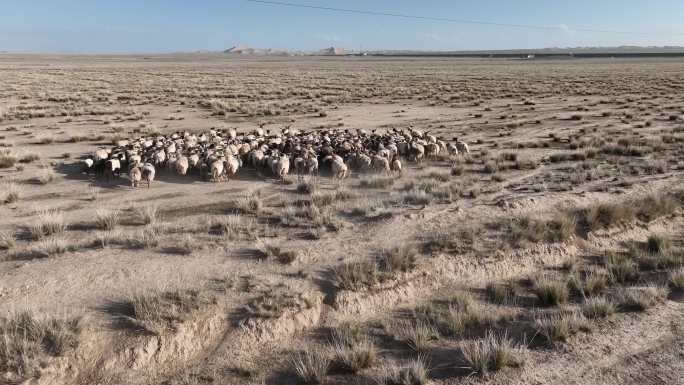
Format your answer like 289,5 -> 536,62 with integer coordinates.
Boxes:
0,55 -> 683,385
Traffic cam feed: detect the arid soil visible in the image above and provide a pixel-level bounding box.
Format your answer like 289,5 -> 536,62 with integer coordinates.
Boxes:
0,55 -> 683,385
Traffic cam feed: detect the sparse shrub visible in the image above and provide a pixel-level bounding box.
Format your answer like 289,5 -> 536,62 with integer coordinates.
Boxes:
402,189 -> 432,205
0,231 -> 16,250
617,285 -> 667,311
533,276 -> 569,306
0,311 -> 79,379
646,233 -> 671,254
291,348 -> 330,385
460,331 -> 523,375
534,312 -> 590,345
485,283 -> 515,304
483,160 -> 499,174
0,151 -> 17,168
378,245 -> 417,275
235,195 -> 262,214
330,325 -> 377,373
29,210 -> 67,239
332,260 -> 379,290
637,193 -> 677,222
582,297 -> 615,319
581,270 -> 610,296
95,208 -> 120,230
244,290 -> 312,319
582,203 -> 635,231
669,268 -> 684,290
377,358 -> 429,385
116,289 -> 212,334
124,228 -> 160,249
3,182 -> 20,203
388,320 -> 437,353
605,252 -> 638,284
136,204 -> 160,226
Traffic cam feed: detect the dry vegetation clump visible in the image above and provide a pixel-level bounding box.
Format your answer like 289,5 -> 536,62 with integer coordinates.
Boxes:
18,153 -> 40,164
485,283 -> 516,304
0,150 -> 17,169
35,166 -> 57,185
534,311 -> 591,345
244,289 -> 313,319
645,233 -> 671,255
95,208 -> 121,230
212,214 -> 256,241
114,289 -> 213,335
234,195 -> 263,214
3,182 -> 20,204
507,213 -> 575,246
460,331 -> 525,375
332,245 -> 418,291
604,252 -> 639,284
123,227 -> 161,249
359,176 -> 396,189
375,358 -> 430,385
581,296 -> 616,319
669,268 -> 684,290
0,231 -> 16,250
580,203 -> 635,231
387,319 -> 438,353
135,204 -> 161,226
617,285 -> 667,311
290,347 -> 330,385
329,324 -> 377,373
29,209 -> 67,240
297,179 -> 319,194
0,311 -> 79,380
532,275 -> 569,306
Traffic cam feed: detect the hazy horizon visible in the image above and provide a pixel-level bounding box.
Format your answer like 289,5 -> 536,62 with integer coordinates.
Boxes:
2,0 -> 684,54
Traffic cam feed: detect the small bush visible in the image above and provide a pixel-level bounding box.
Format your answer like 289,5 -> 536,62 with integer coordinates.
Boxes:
332,260 -> 379,290
533,276 -> 569,306
605,252 -> 638,284
291,348 -> 330,385
19,154 -> 40,163
535,312 -> 590,345
646,234 -> 671,254
359,176 -> 395,189
116,289 -> 212,334
388,319 -> 437,353
3,182 -> 20,204
582,297 -> 615,319
136,204 -> 161,226
377,358 -> 429,385
637,194 -> 677,222
297,179 -> 318,194
0,231 -> 16,250
330,325 -> 377,373
95,208 -> 120,230
29,210 -> 67,240
0,151 -> 17,168
235,195 -> 262,214
485,283 -> 515,304
461,331 -> 523,375
582,203 -> 635,231
617,285 -> 667,311
0,311 -> 80,379
35,167 -> 57,185
669,268 -> 684,291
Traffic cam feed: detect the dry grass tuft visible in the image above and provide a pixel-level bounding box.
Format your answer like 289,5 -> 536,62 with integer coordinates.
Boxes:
135,204 -> 161,226
534,312 -> 590,345
0,150 -> 17,169
581,297 -> 615,319
330,324 -> 377,373
95,208 -> 120,230
646,233 -> 671,254
290,348 -> 330,385
3,182 -> 20,204
460,331 -> 524,375
617,285 -> 667,311
669,268 -> 684,291
376,358 -> 429,385
0,311 -> 79,379
532,275 -> 569,306
114,289 -> 212,335
29,210 -> 67,240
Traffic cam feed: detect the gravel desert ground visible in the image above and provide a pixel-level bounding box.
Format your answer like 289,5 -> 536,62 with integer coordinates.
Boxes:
0,55 -> 683,385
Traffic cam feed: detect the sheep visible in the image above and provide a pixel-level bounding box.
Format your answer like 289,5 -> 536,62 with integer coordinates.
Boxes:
175,156 -> 189,176
141,163 -> 156,188
210,159 -> 224,182
274,154 -> 290,180
224,155 -> 240,181
425,143 -> 440,158
130,166 -> 142,188
455,138 -> 470,154
104,158 -> 121,182
371,154 -> 390,174
391,156 -> 402,174
325,155 -> 348,179
82,158 -> 94,173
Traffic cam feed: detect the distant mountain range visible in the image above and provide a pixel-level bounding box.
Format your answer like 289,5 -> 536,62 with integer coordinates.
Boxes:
219,45 -> 684,58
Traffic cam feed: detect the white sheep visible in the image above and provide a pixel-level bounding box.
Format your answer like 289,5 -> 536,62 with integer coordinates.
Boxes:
130,166 -> 142,188
141,163 -> 156,188
224,155 -> 240,181
175,156 -> 189,176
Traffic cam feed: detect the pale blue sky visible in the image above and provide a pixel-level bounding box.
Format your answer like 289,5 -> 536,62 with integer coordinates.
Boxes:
1,0 -> 683,53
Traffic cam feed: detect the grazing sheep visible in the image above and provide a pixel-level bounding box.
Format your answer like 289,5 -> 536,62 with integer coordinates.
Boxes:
141,163 -> 156,188
82,158 -> 94,172
224,155 -> 240,181
325,155 -> 349,179
175,156 -> 189,176
210,160 -> 224,182
409,142 -> 425,162
130,166 -> 142,188
425,143 -> 440,158
275,154 -> 290,180
391,156 -> 402,174
104,158 -> 121,182
455,138 -> 470,154
371,154 -> 390,174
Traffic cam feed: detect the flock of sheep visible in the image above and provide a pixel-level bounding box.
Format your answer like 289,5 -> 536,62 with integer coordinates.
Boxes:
83,127 -> 470,188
